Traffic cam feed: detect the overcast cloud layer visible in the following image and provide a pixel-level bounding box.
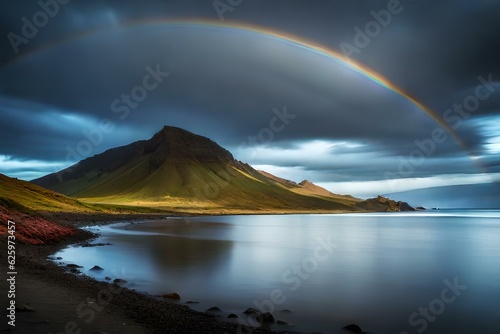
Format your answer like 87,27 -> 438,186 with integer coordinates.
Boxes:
1,0 -> 499,206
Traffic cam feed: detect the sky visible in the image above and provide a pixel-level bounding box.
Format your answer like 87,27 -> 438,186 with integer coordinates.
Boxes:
0,0 -> 499,207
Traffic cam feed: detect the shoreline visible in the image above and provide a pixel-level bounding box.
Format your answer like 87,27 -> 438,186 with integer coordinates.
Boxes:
3,209 -> 423,334
2,214 -> 283,334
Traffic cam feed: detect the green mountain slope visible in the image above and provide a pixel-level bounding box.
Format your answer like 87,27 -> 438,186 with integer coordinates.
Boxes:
33,126 -> 356,212
0,173 -> 94,213
32,126 -> 413,213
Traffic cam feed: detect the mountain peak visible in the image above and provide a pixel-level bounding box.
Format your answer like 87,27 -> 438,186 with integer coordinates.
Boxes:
148,125 -> 205,145
298,180 -> 334,197
144,125 -> 235,165
298,180 -> 313,186
153,125 -> 195,139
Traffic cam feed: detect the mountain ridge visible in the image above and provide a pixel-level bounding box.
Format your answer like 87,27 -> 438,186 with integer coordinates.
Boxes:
32,126 -> 413,213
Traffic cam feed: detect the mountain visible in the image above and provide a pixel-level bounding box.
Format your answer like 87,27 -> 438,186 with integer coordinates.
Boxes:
32,126 -> 350,212
32,126 -> 413,213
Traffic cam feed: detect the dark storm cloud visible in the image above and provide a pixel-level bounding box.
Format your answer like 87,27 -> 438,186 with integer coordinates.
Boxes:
241,139 -> 479,182
0,95 -> 143,161
0,24 -> 469,158
0,0 -> 498,199
331,1 -> 500,95
0,96 -> 79,160
0,0 -> 217,63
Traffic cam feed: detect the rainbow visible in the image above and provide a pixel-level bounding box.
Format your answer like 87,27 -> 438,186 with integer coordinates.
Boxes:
4,18 -> 468,151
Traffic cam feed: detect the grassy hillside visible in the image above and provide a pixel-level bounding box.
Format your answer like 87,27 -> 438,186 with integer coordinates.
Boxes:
0,173 -> 165,214
31,126 -> 413,213
0,173 -> 96,213
33,126 -> 360,212
57,159 -> 356,212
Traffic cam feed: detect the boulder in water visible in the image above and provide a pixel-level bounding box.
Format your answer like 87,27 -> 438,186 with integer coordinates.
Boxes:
342,323 -> 363,333
206,306 -> 222,313
162,292 -> 181,300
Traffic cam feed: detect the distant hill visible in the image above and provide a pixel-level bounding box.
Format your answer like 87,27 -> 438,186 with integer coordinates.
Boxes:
32,126 -> 413,213
299,180 -> 336,197
354,195 -> 415,212
258,171 -> 360,206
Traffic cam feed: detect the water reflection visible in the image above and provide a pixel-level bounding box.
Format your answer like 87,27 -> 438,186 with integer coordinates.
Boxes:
53,212 -> 500,334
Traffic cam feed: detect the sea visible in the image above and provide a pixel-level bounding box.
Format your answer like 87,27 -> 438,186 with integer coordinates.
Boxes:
53,210 -> 500,334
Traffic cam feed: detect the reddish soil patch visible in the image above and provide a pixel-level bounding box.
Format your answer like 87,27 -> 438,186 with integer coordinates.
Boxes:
0,205 -> 75,245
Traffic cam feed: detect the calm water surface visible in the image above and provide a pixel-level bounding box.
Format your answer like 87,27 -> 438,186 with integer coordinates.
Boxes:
54,211 -> 500,333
